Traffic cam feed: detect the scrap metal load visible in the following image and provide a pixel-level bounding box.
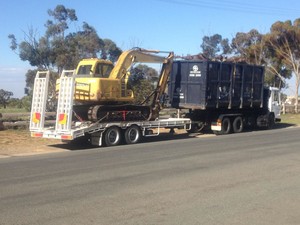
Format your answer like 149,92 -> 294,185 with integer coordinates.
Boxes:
168,60 -> 265,110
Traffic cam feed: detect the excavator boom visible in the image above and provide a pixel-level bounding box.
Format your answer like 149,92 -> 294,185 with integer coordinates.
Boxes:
109,48 -> 171,79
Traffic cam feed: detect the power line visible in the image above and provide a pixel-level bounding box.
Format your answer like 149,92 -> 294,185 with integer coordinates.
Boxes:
155,0 -> 300,16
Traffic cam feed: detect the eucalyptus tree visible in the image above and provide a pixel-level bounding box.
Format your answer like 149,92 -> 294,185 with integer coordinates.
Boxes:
128,64 -> 159,104
264,19 -> 300,112
0,89 -> 13,109
200,34 -> 231,59
231,29 -> 291,88
231,29 -> 264,64
8,5 -> 122,110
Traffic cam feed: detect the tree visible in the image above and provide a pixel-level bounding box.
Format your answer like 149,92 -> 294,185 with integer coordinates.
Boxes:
128,64 -> 158,104
8,5 -> 122,110
230,29 -> 291,88
200,34 -> 231,59
132,80 -> 154,104
264,19 -> 300,112
8,98 -> 23,109
21,95 -> 32,112
231,29 -> 264,64
101,39 -> 122,63
0,89 -> 13,109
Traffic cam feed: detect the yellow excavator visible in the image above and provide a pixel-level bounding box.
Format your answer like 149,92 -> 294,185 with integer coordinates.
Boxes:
57,48 -> 174,122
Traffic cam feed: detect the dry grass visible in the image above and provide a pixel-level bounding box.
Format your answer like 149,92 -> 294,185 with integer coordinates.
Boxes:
280,113 -> 300,126
0,129 -> 62,156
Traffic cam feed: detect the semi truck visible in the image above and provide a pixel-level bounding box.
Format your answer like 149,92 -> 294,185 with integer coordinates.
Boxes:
29,48 -> 281,147
168,60 -> 281,134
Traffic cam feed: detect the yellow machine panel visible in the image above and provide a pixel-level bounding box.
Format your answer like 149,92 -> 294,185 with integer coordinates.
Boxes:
73,77 -> 133,103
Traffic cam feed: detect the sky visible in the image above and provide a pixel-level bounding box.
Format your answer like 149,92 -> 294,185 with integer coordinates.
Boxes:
1,0 -> 300,98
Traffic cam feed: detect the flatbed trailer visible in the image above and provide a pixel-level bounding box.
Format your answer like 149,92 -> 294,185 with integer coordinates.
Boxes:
29,71 -> 191,147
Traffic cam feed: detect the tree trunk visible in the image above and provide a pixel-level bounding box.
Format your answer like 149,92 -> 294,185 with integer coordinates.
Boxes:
295,78 -> 299,113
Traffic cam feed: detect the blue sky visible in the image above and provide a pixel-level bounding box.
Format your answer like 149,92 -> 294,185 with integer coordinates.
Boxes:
1,0 -> 300,98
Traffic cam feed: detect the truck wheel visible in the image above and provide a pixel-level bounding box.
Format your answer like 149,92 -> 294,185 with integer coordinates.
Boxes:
124,125 -> 141,144
267,113 -> 275,129
221,117 -> 231,135
104,126 -> 122,146
232,116 -> 243,133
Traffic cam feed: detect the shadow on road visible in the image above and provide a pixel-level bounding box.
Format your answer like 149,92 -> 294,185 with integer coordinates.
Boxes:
272,122 -> 297,129
47,131 -> 197,151
47,122 -> 298,151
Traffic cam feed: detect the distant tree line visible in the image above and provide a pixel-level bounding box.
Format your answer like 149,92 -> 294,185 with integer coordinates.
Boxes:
0,89 -> 13,109
7,5 -> 300,112
188,20 -> 300,112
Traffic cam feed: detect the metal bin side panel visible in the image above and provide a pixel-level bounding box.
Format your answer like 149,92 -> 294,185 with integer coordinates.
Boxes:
168,60 -> 207,109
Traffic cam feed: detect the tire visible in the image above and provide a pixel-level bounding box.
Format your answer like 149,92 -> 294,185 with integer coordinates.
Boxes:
267,113 -> 275,129
221,117 -> 231,135
232,116 -> 243,133
187,123 -> 205,133
124,125 -> 141,144
104,126 -> 122,146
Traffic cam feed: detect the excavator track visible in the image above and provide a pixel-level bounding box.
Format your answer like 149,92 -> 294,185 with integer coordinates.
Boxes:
73,104 -> 152,122
88,105 -> 152,122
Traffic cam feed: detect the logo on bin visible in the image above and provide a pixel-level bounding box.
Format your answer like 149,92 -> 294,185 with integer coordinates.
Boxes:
189,65 -> 201,77
193,65 -> 199,72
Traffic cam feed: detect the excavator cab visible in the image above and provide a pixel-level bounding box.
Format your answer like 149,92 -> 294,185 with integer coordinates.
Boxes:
76,59 -> 113,78
71,58 -> 134,104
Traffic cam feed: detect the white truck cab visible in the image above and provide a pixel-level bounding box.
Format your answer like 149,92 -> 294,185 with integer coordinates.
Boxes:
268,87 -> 281,122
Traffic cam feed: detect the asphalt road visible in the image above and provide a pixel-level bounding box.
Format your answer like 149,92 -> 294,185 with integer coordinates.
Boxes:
1,126 -> 300,225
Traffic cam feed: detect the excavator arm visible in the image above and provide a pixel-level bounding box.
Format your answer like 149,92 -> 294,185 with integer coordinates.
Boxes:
109,48 -> 171,79
150,52 -> 174,119
109,48 -> 174,119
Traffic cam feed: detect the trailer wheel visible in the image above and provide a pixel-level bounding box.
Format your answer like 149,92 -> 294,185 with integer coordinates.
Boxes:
187,123 -> 205,133
124,125 -> 141,144
232,116 -> 243,133
221,117 -> 231,135
104,126 -> 122,146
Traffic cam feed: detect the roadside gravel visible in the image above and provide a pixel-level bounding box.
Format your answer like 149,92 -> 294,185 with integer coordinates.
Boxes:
0,130 -> 64,158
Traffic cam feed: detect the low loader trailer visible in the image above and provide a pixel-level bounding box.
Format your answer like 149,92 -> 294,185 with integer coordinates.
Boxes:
29,71 -> 191,147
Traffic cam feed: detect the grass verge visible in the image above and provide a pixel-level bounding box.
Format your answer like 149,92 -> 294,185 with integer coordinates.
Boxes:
280,113 -> 300,126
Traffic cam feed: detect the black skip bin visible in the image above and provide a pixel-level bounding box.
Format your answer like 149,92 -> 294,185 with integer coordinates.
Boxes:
168,60 -> 264,110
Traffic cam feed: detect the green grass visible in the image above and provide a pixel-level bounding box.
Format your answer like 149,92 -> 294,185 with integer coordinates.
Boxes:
0,107 -> 27,113
280,113 -> 300,126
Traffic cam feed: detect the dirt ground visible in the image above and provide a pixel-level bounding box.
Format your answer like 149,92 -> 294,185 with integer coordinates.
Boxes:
0,128 -> 192,158
0,130 -> 65,158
